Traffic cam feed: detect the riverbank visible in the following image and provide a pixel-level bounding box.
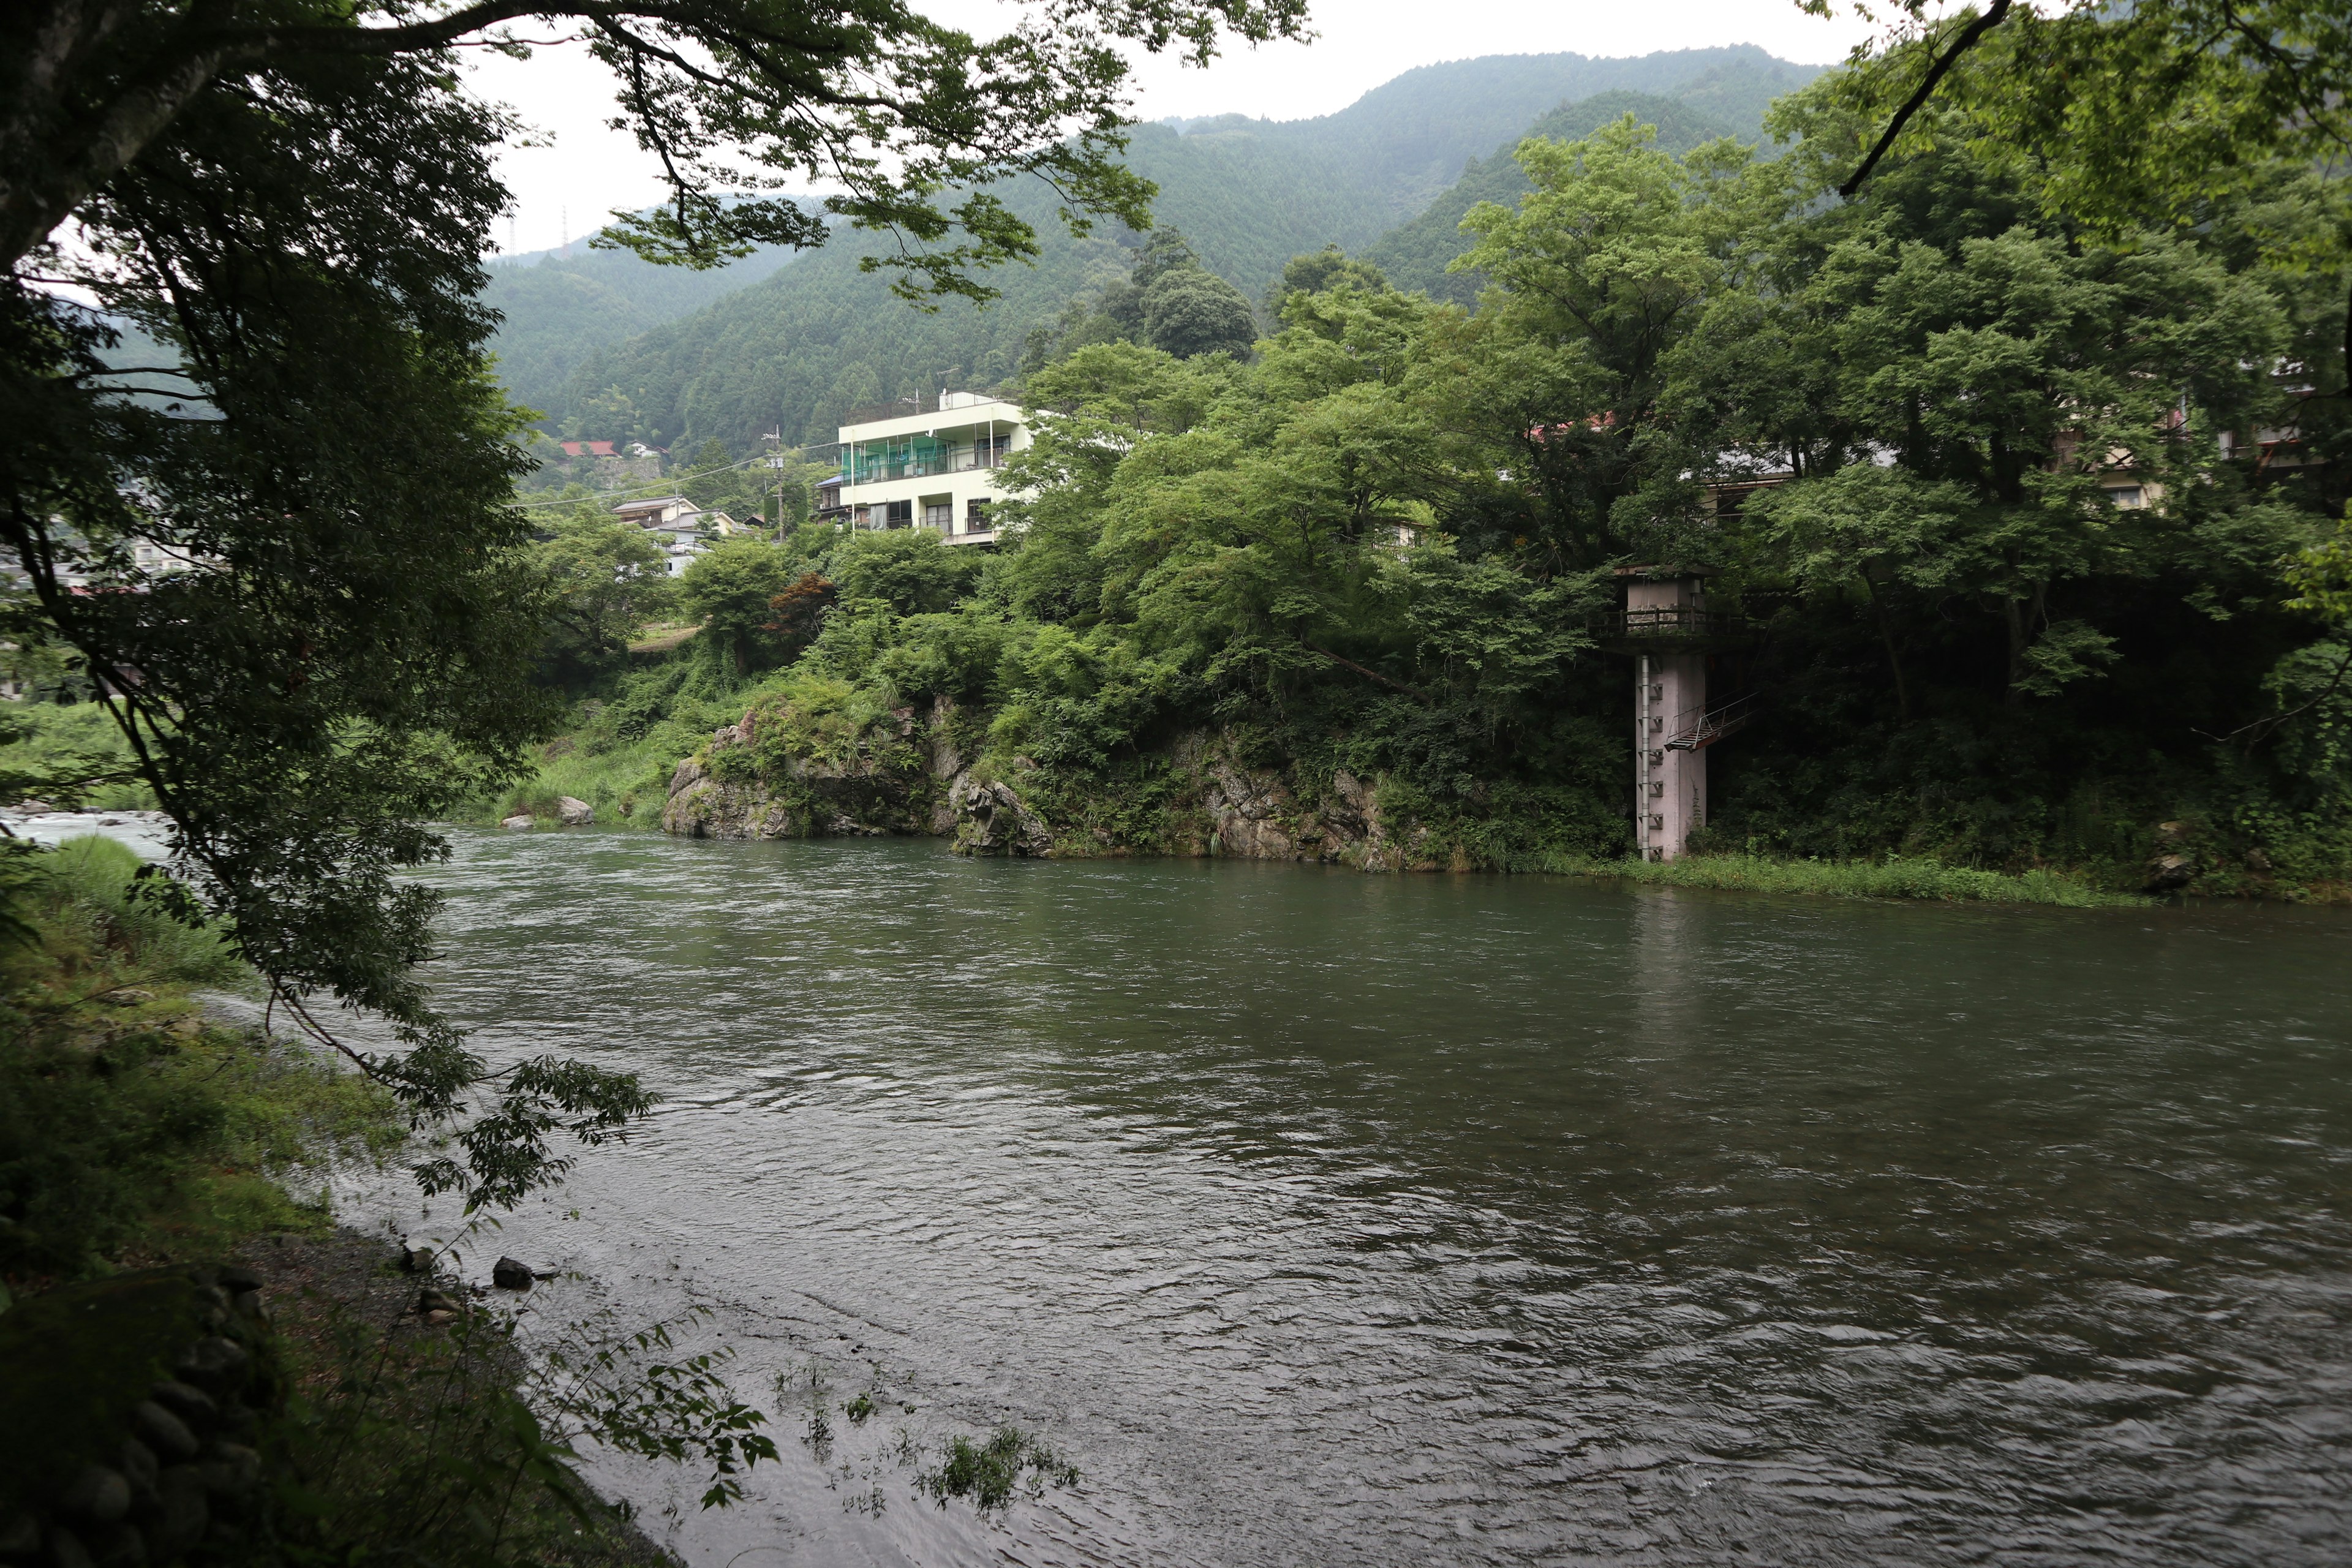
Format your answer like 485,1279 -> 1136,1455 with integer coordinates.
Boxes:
0,836 -> 677,1567
480,684 -> 2177,908
1541,850 -> 2150,907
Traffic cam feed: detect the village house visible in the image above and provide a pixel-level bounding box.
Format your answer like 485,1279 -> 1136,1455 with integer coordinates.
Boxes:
612,495 -> 752,576
551,438 -> 665,488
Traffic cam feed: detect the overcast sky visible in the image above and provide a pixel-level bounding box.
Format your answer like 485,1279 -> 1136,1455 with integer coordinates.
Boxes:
470,1 -> 1881,257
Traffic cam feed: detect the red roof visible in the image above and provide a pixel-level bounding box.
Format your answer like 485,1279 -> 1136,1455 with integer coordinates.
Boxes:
560,440 -> 620,458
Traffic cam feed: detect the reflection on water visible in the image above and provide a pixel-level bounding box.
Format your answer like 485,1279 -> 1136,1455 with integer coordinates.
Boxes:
359,832 -> 2352,1566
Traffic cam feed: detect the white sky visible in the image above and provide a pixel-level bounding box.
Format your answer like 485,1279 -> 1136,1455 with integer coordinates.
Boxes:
471,1 -> 1882,257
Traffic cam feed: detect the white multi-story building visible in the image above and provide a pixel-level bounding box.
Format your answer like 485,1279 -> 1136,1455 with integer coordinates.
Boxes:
831,391 -> 1027,545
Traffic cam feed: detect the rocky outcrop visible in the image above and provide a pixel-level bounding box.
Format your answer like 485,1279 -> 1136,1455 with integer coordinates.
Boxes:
2145,819 -> 2199,892
652,701 -> 1445,870
1200,753 -> 1300,858
1182,744 -> 1432,869
661,712 -> 935,840
951,776 -> 1054,856
659,741 -> 798,840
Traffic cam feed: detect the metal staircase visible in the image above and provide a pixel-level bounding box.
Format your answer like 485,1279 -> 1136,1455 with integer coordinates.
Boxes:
1664,693 -> 1760,752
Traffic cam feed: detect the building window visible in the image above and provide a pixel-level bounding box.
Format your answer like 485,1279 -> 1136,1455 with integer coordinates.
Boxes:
965,500 -> 990,533
924,502 -> 952,530
886,499 -> 913,528
2103,485 -> 2145,508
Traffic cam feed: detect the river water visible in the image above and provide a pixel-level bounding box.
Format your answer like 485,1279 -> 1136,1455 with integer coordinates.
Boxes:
360,830 -> 2352,1567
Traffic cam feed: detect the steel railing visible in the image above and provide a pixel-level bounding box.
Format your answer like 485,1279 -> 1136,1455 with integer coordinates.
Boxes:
1589,606 -> 1751,641
1664,693 -> 1761,751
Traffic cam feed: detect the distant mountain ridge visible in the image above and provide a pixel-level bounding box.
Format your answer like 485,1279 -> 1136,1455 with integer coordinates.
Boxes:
1182,43 -> 1816,219
512,47 -> 1826,457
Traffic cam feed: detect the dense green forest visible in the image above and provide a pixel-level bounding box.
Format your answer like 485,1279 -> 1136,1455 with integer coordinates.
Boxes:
518,47 -> 1820,454
510,75 -> 2352,899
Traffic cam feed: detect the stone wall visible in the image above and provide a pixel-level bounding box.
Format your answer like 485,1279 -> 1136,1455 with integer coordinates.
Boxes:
0,1266 -> 275,1567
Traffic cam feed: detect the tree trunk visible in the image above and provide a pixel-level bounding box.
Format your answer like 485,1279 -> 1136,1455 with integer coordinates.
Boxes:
1862,565 -> 1910,720
2002,581 -> 2047,703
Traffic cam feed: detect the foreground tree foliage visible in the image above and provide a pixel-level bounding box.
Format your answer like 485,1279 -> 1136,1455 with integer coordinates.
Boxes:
2,0 -> 1310,1210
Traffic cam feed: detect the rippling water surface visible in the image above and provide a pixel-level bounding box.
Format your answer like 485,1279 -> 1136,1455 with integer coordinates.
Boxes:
371,831 -> 2352,1566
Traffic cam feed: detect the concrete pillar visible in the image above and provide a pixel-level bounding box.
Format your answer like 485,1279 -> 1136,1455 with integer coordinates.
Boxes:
1626,576 -> 1711,861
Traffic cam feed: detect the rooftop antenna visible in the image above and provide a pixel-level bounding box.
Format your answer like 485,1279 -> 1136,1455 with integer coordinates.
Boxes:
560,205 -> 569,257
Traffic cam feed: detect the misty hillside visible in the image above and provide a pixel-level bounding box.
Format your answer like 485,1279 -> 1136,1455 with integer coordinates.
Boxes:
484,240 -> 803,415
516,47 -> 1823,457
1201,43 -> 1815,219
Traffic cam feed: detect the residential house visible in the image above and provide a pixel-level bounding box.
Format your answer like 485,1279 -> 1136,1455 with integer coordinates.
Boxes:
614,495 -> 717,576
813,473 -> 848,526
551,439 -> 664,487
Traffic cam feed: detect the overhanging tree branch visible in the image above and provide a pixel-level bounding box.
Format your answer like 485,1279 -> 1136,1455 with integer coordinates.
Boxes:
1840,0 -> 2011,198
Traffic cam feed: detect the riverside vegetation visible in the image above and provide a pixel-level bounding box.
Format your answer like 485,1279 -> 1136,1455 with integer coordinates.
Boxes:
499,78 -> 2352,905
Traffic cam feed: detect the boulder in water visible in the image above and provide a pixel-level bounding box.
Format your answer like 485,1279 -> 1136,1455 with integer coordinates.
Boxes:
491,1256 -> 535,1291
499,813 -> 533,831
556,796 -> 594,827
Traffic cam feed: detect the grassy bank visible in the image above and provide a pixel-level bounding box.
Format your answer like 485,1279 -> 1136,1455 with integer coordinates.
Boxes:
483,656 -> 751,828
1542,851 -> 2146,907
0,836 -> 375,1284
0,701 -> 154,812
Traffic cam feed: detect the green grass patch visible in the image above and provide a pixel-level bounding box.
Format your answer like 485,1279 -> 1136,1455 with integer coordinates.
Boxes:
1543,851 -> 2144,907
1,835 -> 402,1282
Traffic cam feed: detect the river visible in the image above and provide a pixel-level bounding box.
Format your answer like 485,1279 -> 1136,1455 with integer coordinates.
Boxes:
350,829 -> 2352,1567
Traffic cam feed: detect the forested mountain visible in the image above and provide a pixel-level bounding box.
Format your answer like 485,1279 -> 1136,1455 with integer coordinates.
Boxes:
521,47 -> 1822,455
484,239 -> 801,417
1366,91 -> 1736,303
1158,43 -> 1812,224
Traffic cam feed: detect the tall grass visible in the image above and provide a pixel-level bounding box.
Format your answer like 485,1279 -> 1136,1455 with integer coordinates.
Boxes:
1542,851 -> 2142,908
31,833 -> 246,985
